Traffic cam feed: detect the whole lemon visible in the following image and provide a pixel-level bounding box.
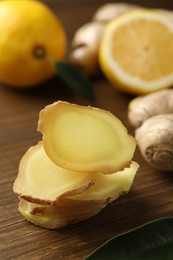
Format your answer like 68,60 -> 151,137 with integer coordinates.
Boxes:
0,0 -> 66,88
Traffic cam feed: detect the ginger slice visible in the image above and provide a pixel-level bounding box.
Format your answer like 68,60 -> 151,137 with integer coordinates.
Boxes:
13,141 -> 138,205
13,142 -> 94,205
18,160 -> 138,229
18,198 -> 108,229
71,161 -> 139,201
38,101 -> 136,173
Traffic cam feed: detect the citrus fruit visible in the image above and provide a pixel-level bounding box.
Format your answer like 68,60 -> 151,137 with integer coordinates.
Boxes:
99,9 -> 173,95
0,0 -> 66,88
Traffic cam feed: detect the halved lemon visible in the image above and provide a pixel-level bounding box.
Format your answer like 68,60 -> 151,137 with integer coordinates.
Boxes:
99,9 -> 173,95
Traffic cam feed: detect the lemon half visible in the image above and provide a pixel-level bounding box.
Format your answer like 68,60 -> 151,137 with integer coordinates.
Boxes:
99,9 -> 173,95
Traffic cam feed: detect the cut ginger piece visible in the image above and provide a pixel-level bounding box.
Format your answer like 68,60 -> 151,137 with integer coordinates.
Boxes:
71,161 -> 139,201
13,142 -> 94,205
18,198 -> 108,229
13,141 -> 139,205
38,101 -> 136,173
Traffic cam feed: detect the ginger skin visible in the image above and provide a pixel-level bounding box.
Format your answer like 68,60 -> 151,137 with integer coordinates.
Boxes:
69,22 -> 104,75
128,89 -> 173,171
135,114 -> 173,171
128,89 -> 173,128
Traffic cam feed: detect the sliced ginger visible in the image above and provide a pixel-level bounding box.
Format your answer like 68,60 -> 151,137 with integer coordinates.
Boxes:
13,141 -> 138,203
71,161 -> 139,201
38,101 -> 136,173
13,101 -> 139,229
13,142 -> 94,204
19,198 -> 107,229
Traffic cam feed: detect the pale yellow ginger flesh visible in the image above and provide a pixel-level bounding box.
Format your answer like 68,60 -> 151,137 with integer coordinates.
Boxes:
38,101 -> 136,173
13,142 -> 94,204
13,142 -> 139,204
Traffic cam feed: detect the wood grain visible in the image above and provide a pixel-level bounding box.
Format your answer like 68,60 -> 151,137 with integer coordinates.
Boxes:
1,1 -> 173,259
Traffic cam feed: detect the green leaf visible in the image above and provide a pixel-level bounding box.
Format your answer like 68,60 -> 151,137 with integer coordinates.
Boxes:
85,216 -> 173,260
53,60 -> 95,103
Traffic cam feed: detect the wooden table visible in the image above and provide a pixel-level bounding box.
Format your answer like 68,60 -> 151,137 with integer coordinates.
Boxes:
1,1 -> 173,259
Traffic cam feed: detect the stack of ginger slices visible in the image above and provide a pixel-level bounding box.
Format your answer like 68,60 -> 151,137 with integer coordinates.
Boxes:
13,101 -> 139,229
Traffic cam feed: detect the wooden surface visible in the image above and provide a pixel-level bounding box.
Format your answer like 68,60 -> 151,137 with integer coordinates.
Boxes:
1,1 -> 173,259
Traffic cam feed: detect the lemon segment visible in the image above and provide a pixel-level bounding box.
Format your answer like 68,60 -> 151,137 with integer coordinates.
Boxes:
99,9 -> 173,95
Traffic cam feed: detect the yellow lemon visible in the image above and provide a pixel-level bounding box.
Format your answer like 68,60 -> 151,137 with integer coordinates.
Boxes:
99,9 -> 173,95
0,0 -> 66,88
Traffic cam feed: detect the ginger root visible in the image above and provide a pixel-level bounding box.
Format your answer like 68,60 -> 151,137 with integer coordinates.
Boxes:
135,114 -> 173,171
69,2 -> 140,75
128,89 -> 173,171
69,22 -> 104,75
